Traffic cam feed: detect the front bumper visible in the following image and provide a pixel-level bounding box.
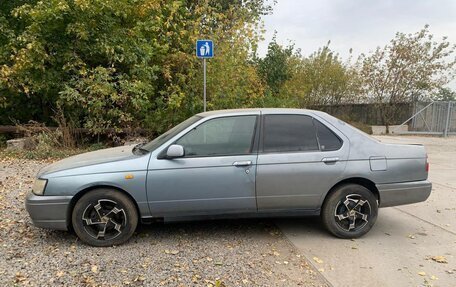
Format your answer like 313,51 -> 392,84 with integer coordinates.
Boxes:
377,180 -> 432,208
25,192 -> 73,230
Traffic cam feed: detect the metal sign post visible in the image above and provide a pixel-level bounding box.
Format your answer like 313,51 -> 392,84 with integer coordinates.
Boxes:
203,58 -> 207,112
196,40 -> 214,112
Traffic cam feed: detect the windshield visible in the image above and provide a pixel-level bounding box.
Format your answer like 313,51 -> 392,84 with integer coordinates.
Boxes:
141,115 -> 202,152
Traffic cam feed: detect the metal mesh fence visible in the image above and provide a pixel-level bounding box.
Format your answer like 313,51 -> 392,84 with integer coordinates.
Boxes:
409,101 -> 455,136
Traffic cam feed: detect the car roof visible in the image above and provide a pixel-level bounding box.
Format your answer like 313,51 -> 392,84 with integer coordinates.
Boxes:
196,108 -> 370,141
197,108 -> 319,117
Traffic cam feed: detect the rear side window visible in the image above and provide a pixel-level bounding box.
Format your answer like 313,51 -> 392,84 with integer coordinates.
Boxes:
263,115 -> 319,152
314,120 -> 342,151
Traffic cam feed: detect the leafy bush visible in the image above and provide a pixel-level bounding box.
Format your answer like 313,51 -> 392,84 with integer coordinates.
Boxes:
349,121 -> 373,135
0,134 -> 7,148
87,142 -> 108,152
0,0 -> 271,136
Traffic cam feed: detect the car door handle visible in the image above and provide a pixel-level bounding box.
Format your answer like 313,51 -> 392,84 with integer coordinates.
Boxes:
233,160 -> 252,167
322,157 -> 339,163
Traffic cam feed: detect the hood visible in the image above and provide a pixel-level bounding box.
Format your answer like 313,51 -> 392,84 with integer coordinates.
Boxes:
38,145 -> 139,177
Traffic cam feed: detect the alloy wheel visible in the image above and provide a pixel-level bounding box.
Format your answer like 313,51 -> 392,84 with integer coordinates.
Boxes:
82,199 -> 127,240
334,194 -> 371,232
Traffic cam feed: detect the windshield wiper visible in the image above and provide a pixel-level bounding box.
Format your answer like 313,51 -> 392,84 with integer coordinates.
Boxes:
132,142 -> 149,155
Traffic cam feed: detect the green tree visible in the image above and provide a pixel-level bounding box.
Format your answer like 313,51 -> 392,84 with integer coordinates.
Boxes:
282,44 -> 362,107
256,35 -> 294,96
433,87 -> 456,101
359,25 -> 456,129
0,0 -> 40,123
0,0 -> 271,138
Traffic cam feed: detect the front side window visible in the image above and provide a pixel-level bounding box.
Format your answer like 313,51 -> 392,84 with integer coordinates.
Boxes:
263,115 -> 319,152
176,116 -> 257,157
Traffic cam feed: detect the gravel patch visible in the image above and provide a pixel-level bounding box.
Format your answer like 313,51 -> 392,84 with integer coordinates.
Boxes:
0,157 -> 328,286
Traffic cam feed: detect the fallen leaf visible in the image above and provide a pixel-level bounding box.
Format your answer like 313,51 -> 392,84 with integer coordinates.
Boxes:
56,271 -> 64,277
313,257 -> 323,264
318,268 -> 325,272
418,271 -> 426,276
15,272 -> 26,283
430,275 -> 438,280
431,256 -> 448,264
91,265 -> 98,273
407,234 -> 416,239
192,274 -> 201,282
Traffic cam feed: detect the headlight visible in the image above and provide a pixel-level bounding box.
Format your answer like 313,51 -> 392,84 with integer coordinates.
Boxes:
32,179 -> 48,195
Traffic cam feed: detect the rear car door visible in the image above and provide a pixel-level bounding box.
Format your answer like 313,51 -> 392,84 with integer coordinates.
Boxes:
256,113 -> 349,211
146,114 -> 259,216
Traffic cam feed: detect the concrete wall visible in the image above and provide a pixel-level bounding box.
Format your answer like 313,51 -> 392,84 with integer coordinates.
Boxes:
312,103 -> 413,125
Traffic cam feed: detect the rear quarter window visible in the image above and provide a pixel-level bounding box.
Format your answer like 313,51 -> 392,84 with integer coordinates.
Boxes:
314,119 -> 342,151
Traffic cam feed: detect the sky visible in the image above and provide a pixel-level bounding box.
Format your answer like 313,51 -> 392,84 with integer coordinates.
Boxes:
258,0 -> 456,61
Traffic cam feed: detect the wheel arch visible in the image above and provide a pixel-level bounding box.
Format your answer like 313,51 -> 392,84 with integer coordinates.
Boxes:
66,185 -> 141,230
321,177 -> 380,210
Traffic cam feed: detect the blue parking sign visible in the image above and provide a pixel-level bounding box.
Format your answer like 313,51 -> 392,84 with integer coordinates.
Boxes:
196,40 -> 214,58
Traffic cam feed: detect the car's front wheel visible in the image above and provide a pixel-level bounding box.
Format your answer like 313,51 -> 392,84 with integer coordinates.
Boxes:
72,189 -> 138,247
321,184 -> 378,238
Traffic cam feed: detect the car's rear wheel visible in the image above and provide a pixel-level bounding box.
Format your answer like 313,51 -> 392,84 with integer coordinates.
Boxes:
321,184 -> 378,238
72,189 -> 138,247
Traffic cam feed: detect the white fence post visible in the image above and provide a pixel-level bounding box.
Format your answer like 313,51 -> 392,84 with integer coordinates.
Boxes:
443,101 -> 452,137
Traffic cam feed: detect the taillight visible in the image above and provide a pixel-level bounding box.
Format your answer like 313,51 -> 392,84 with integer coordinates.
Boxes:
425,154 -> 429,172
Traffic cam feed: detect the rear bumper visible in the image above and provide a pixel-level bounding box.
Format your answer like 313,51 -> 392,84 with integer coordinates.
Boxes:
25,192 -> 72,230
377,180 -> 432,208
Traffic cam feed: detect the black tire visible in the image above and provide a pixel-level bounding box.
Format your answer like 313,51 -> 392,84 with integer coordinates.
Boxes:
72,189 -> 138,247
321,184 -> 378,239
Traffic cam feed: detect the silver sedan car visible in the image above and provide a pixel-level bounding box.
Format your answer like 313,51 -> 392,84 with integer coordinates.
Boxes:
26,109 -> 432,246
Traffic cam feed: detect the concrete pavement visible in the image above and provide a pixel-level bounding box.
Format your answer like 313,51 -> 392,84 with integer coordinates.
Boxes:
277,136 -> 456,287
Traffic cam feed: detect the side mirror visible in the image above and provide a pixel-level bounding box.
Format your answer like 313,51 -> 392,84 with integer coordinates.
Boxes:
166,144 -> 184,158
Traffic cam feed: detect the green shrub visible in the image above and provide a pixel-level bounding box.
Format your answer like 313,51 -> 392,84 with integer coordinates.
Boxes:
0,135 -> 7,148
349,121 -> 373,135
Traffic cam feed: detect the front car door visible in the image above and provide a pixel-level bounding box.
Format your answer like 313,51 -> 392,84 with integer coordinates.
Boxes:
146,112 -> 259,217
256,112 -> 349,212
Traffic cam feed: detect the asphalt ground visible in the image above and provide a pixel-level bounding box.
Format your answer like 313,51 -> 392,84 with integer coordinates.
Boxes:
277,135 -> 456,287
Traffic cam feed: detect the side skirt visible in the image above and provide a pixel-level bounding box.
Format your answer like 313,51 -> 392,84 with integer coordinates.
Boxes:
140,209 -> 321,224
